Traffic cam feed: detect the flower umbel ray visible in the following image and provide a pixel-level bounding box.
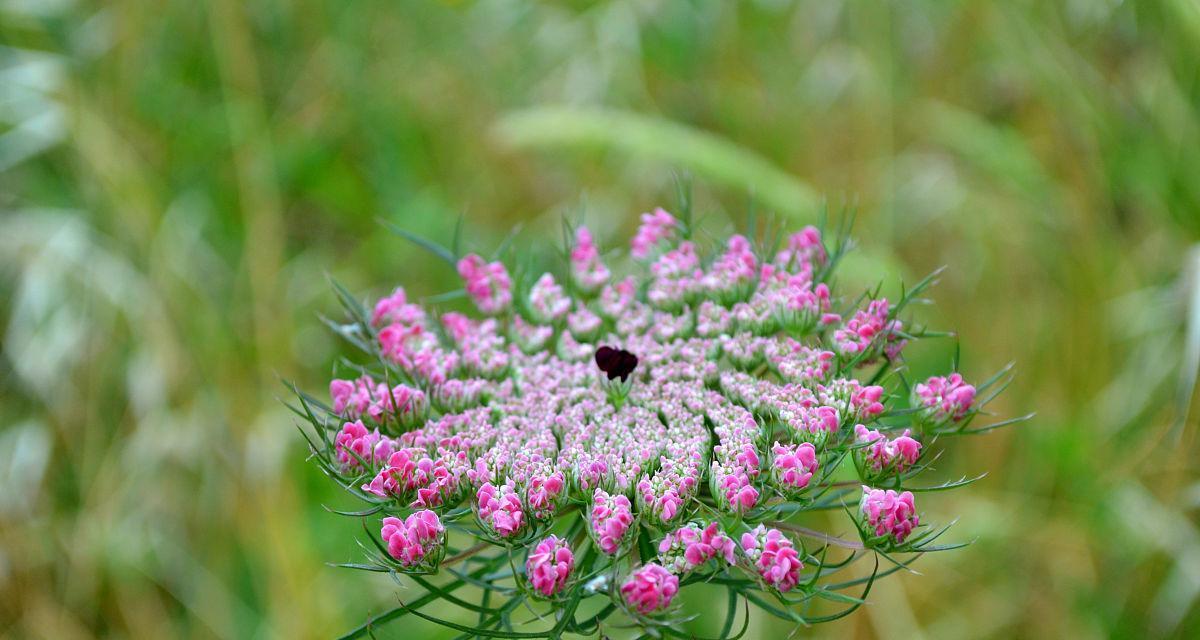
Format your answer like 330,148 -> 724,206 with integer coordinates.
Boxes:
290,204 -> 1023,638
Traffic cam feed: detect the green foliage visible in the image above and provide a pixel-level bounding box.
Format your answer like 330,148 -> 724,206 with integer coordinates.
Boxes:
2,0 -> 1199,638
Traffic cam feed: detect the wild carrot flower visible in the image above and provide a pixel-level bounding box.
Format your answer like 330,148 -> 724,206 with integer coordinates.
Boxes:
770,441 -> 819,493
914,373 -> 977,425
526,535 -> 575,597
590,488 -> 635,554
860,486 -> 920,544
297,203 -> 1021,635
658,521 -> 737,574
476,481 -> 526,538
740,525 -> 804,593
334,420 -> 394,470
854,425 -> 921,477
380,510 -> 445,567
631,207 -> 678,260
833,299 -> 906,362
457,254 -> 513,315
621,563 -> 679,614
570,226 -> 611,294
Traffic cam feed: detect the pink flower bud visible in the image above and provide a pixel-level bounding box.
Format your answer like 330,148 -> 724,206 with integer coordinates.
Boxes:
860,486 -> 920,544
770,441 -> 819,492
631,207 -> 678,260
740,525 -> 804,592
658,521 -> 736,574
380,510 -> 445,567
854,425 -> 922,476
570,226 -> 611,293
591,488 -> 634,555
621,563 -> 679,614
476,481 -> 525,538
913,373 -> 976,424
334,420 -> 393,470
457,254 -> 513,315
526,535 -> 574,597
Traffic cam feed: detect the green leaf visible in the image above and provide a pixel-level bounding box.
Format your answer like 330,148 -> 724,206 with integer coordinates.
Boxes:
381,219 -> 458,267
906,473 -> 987,493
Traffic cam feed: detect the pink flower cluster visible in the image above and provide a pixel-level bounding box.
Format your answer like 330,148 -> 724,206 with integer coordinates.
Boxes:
769,339 -> 835,384
774,226 -> 827,275
657,521 -> 736,574
860,487 -> 919,543
598,276 -> 636,318
569,227 -> 611,293
818,378 -> 886,425
914,373 -> 976,423
528,273 -> 571,324
741,526 -> 804,593
524,467 -> 566,521
621,563 -> 679,614
854,425 -> 921,475
330,376 -> 428,427
457,254 -> 514,315
833,299 -> 906,362
631,207 -> 678,259
371,286 -> 427,327
767,273 -> 836,334
708,394 -> 761,514
476,481 -> 525,538
704,235 -> 758,302
770,441 -> 819,493
362,446 -> 467,508
590,488 -> 634,554
334,420 -> 395,470
306,204 -> 1002,628
380,510 -> 444,567
647,241 -> 700,310
526,535 -> 575,597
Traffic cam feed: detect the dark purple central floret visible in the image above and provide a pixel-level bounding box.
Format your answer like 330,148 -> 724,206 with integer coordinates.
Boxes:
595,345 -> 638,382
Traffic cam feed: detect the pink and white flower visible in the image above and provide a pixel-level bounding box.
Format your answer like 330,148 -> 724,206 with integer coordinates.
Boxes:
457,254 -> 514,315
860,486 -> 920,544
621,563 -> 679,614
740,525 -> 804,593
526,535 -> 574,597
631,208 -> 678,260
914,373 -> 976,424
476,481 -> 525,538
380,510 -> 445,567
590,488 -> 634,555
658,521 -> 736,574
769,441 -> 819,492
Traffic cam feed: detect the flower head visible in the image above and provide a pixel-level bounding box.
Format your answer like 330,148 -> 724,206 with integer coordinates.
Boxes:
301,204 -> 1018,636
526,535 -> 574,597
740,525 -> 804,592
621,563 -> 679,614
914,373 -> 976,425
854,425 -> 921,477
457,254 -> 513,315
590,488 -> 635,554
658,521 -> 737,574
770,441 -> 819,493
570,226 -> 611,294
334,420 -> 395,470
860,486 -> 920,544
833,299 -> 906,362
476,481 -> 526,538
631,208 -> 678,260
380,510 -> 445,567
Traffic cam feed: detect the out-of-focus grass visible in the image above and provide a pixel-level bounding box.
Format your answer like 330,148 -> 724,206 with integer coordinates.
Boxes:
1,1 -> 1198,638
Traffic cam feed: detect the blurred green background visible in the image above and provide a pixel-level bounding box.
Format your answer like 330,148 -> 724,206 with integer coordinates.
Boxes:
2,0 -> 1199,638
